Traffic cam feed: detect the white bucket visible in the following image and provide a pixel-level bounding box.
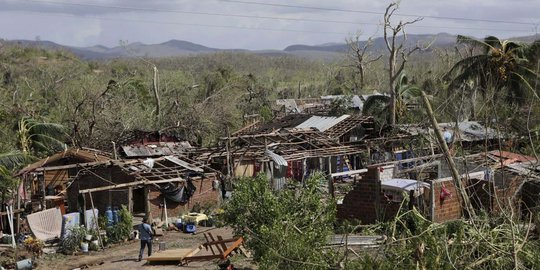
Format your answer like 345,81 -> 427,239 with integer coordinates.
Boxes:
15,259 -> 32,270
81,242 -> 89,253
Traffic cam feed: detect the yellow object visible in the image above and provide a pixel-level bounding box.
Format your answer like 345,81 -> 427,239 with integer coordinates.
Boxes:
182,213 -> 208,224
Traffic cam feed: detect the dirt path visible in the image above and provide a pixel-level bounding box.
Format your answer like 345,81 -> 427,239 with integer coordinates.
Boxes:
36,227 -> 255,270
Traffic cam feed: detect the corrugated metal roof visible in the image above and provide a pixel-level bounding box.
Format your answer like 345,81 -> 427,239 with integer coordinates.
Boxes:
276,99 -> 300,113
439,121 -> 498,141
320,95 -> 363,109
165,156 -> 204,172
399,121 -> 499,142
265,150 -> 288,167
295,115 -> 350,132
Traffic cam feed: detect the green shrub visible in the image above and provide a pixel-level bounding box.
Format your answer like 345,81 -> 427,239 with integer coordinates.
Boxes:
106,205 -> 133,243
60,226 -> 87,254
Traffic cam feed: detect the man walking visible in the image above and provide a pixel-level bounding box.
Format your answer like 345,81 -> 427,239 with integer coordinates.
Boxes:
138,217 -> 153,261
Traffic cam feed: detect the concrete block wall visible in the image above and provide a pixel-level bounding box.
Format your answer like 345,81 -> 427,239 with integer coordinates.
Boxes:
337,166 -> 402,224
148,176 -> 220,220
379,164 -> 395,181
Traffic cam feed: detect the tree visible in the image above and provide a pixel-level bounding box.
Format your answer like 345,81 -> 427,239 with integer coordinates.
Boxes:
221,173 -> 336,270
362,73 -> 421,125
383,2 -> 423,125
346,33 -> 382,91
17,117 -> 67,156
445,35 -> 539,113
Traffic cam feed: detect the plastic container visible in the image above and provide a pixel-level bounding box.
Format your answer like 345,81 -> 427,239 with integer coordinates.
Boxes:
15,259 -> 32,270
81,242 -> 89,253
105,206 -> 113,226
184,224 -> 196,233
175,219 -> 183,231
112,206 -> 119,225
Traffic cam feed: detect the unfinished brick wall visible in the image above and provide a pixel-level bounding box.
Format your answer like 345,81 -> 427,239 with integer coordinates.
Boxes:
148,176 -> 220,220
467,173 -> 524,216
432,179 -> 462,222
337,167 -> 402,224
491,173 -> 524,216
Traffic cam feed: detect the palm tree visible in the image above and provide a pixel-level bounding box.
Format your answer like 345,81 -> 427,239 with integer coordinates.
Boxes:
445,35 -> 539,109
0,118 -> 66,170
17,117 -> 67,156
362,73 -> 421,125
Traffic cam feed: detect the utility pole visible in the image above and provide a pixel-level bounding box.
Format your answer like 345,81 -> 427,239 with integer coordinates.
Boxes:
421,91 -> 474,218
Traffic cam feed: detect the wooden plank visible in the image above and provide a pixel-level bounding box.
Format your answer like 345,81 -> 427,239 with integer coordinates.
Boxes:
220,237 -> 244,259
216,235 -> 229,256
79,180 -> 146,194
238,245 -> 252,258
183,254 -> 222,261
206,233 -> 224,254
203,233 -> 217,255
165,156 -> 204,172
146,248 -> 194,262
203,237 -> 243,246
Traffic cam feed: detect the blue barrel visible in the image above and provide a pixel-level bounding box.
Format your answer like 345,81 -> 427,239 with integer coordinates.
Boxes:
112,207 -> 119,225
185,224 -> 196,233
105,206 -> 113,226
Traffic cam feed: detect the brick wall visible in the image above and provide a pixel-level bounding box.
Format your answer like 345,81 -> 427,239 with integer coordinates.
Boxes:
432,179 -> 462,222
337,166 -> 402,224
148,175 -> 221,220
466,173 -> 524,217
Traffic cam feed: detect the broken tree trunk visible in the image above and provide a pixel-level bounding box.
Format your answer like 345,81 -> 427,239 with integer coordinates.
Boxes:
421,91 -> 475,218
153,66 -> 161,124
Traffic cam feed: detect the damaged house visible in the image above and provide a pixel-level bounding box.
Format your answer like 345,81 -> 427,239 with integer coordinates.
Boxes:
337,150 -> 540,224
16,131 -> 222,225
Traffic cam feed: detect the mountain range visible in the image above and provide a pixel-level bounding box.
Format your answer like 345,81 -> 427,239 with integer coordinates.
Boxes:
2,33 -> 537,61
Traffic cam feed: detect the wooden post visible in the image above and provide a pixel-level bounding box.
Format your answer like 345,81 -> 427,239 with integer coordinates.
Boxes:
327,175 -> 335,198
128,187 -> 133,214
226,126 -> 232,177
327,157 -> 332,174
88,192 -> 105,249
16,181 -> 21,234
144,186 -> 151,220
41,175 -> 46,210
83,193 -> 87,212
421,91 -> 474,217
430,181 -> 435,222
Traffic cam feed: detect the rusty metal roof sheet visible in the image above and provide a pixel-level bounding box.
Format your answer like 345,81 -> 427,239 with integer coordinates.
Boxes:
121,142 -> 192,158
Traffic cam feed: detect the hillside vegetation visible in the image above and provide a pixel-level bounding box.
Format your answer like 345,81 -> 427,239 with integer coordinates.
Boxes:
0,33 -> 539,163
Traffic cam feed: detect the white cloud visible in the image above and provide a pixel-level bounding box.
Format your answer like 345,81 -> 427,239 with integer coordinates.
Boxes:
0,0 -> 537,49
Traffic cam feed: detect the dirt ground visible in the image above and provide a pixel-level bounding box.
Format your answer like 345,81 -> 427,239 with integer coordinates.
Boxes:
35,227 -> 256,270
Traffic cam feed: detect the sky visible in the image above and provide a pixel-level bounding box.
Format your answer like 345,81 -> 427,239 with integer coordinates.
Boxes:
0,0 -> 539,50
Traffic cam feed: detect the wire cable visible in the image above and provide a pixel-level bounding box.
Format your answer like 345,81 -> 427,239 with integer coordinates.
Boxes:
221,0 -> 539,26
18,0 -> 534,33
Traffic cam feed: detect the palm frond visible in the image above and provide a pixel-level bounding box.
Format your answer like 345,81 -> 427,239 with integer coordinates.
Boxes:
457,35 -> 495,52
484,36 -> 502,52
0,151 -> 30,170
444,55 -> 490,81
362,95 -> 391,125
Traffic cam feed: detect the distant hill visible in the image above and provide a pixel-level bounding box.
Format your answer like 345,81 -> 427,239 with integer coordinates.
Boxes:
3,33 -> 538,61
284,33 -> 458,53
